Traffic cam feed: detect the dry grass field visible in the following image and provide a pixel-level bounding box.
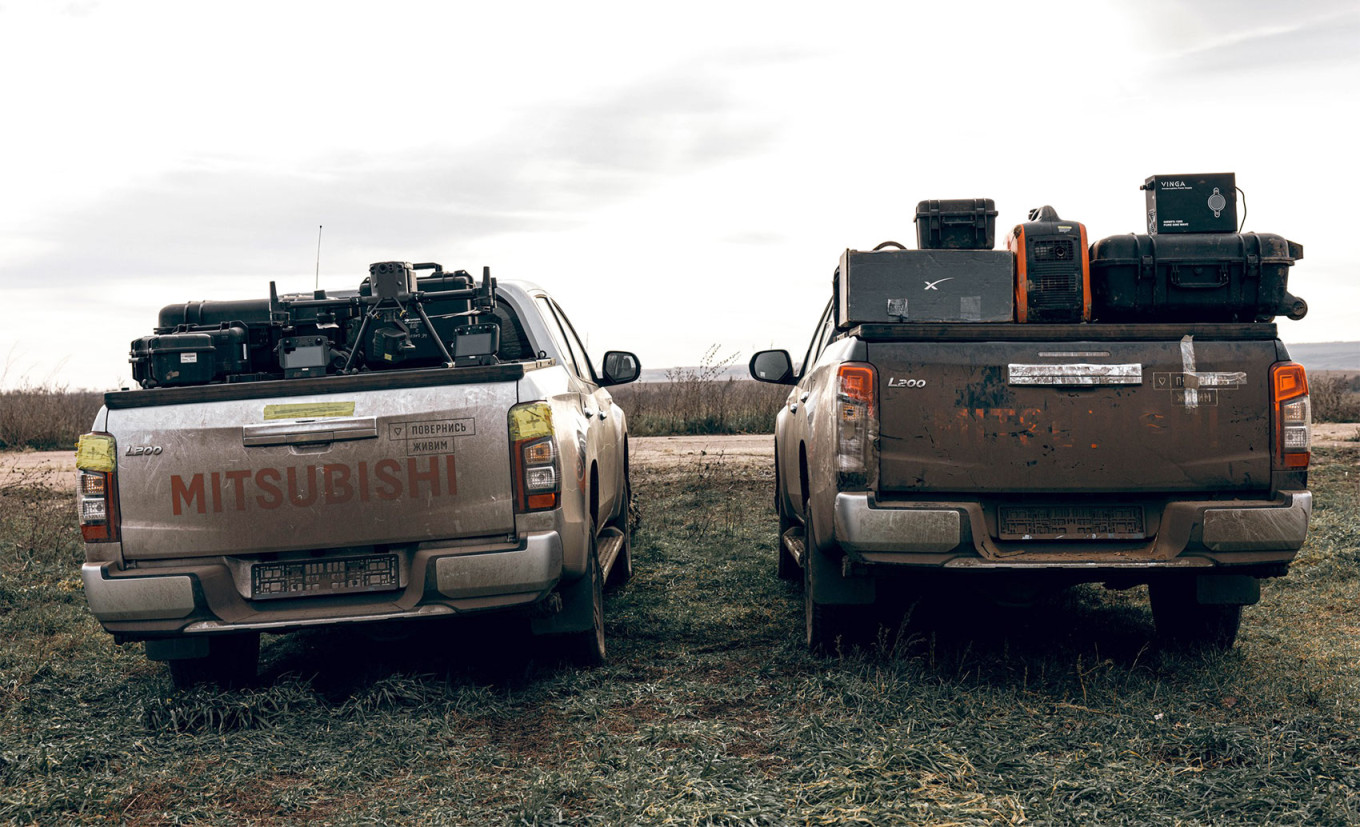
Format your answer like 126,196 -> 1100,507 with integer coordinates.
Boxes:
1312,372 -> 1360,423
0,386 -> 103,451
1,438 -> 1357,823
1,370 -> 1357,822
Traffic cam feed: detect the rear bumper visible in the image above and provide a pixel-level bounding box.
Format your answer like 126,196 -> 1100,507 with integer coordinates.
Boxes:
832,490 -> 1311,570
81,531 -> 564,638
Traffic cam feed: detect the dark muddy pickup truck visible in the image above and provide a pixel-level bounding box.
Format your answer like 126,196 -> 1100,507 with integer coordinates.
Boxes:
751,314 -> 1312,651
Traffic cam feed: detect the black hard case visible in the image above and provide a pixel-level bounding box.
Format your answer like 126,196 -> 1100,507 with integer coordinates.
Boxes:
915,199 -> 998,250
155,299 -> 282,377
1089,232 -> 1305,323
131,326 -> 251,387
835,248 -> 1014,328
130,333 -> 216,387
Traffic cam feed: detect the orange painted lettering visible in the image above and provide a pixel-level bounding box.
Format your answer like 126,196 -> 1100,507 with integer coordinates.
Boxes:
170,474 -> 206,516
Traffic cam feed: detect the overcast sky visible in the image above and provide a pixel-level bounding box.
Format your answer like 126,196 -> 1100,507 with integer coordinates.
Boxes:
2,0 -> 1357,390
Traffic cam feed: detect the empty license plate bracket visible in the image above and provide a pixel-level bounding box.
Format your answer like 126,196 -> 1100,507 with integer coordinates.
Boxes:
998,506 -> 1146,541
251,554 -> 400,600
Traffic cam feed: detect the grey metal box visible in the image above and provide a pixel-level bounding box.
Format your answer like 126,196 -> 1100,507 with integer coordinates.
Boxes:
834,249 -> 1015,328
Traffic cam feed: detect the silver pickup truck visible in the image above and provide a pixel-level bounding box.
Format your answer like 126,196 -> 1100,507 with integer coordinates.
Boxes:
76,273 -> 639,685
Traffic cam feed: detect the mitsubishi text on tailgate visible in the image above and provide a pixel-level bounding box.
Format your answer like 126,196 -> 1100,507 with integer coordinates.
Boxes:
76,261 -> 640,685
751,188 -> 1312,652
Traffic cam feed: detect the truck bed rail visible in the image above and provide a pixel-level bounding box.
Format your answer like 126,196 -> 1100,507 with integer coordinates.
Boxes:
850,323 -> 1278,343
104,360 -> 552,410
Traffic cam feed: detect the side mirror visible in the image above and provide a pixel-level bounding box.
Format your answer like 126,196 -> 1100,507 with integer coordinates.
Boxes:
600,350 -> 641,386
749,350 -> 794,385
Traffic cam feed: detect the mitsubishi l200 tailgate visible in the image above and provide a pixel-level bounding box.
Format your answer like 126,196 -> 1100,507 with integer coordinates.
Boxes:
104,370 -> 521,560
866,325 -> 1280,495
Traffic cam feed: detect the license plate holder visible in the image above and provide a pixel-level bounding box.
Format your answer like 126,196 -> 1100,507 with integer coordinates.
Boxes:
251,554 -> 400,600
998,505 -> 1145,541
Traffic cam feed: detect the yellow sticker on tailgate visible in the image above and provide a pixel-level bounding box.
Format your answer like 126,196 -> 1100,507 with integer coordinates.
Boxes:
75,433 -> 117,472
262,402 -> 357,421
509,403 -> 553,441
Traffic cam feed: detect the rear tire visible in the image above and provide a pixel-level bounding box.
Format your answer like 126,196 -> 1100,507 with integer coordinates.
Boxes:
1149,579 -> 1242,651
167,632 -> 260,689
563,533 -> 607,667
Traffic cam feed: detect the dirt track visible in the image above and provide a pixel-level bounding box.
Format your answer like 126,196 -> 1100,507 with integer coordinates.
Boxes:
0,435 -> 778,491
631,434 -> 772,469
5,427 -> 1357,491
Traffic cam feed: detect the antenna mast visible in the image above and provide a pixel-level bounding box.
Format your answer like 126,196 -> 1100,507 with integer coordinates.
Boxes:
314,225 -> 323,291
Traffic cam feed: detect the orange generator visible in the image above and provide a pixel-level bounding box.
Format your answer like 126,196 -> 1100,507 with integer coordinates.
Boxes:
1008,206 -> 1090,323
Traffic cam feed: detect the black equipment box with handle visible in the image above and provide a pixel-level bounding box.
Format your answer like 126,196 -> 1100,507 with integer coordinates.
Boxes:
1007,206 -> 1090,324
1089,232 -> 1307,323
1143,172 -> 1237,235
130,333 -> 216,387
130,326 -> 252,388
915,199 -> 998,250
155,298 -> 291,377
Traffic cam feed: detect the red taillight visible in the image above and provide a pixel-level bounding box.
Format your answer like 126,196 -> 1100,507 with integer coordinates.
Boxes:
1273,362 -> 1308,402
76,433 -> 120,542
835,363 -> 878,489
509,403 -> 560,512
837,364 -> 876,411
1271,362 -> 1310,470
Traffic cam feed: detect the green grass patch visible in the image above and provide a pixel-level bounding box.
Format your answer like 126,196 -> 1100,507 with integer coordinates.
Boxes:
1,450 -> 1358,823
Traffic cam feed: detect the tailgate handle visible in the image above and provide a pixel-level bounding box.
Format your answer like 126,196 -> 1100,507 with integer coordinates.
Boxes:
242,417 -> 379,447
1008,363 -> 1143,386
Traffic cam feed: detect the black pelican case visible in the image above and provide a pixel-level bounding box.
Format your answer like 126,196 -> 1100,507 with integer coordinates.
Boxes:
1089,232 -> 1307,323
130,326 -> 252,387
915,199 -> 998,250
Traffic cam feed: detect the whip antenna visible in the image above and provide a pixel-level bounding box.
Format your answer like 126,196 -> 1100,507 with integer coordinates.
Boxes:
314,225 -> 323,291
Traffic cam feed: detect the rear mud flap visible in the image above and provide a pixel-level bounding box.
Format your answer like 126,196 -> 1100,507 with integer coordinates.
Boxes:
1196,574 -> 1260,606
808,541 -> 875,606
145,637 -> 209,661
531,569 -> 594,635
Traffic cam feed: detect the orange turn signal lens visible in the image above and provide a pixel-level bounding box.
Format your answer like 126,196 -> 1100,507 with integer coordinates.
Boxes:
527,493 -> 558,510
837,364 -> 876,409
1272,363 -> 1308,403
